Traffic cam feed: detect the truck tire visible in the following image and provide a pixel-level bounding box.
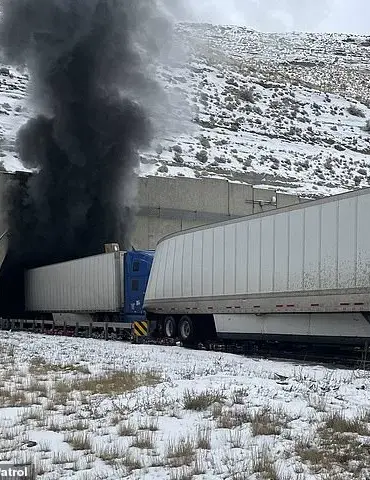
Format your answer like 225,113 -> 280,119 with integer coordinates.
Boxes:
163,316 -> 177,338
178,315 -> 195,343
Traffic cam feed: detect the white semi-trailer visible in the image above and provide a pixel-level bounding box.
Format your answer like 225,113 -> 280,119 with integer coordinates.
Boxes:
25,252 -> 124,314
144,187 -> 370,345
25,250 -> 154,328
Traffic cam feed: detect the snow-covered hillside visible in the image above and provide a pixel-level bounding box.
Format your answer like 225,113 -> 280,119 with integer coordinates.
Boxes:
0,66 -> 30,172
0,331 -> 369,479
2,24 -> 370,197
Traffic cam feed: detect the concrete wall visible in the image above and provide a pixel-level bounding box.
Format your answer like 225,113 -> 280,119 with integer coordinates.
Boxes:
0,173 -> 9,266
0,172 -> 304,256
131,176 -> 303,249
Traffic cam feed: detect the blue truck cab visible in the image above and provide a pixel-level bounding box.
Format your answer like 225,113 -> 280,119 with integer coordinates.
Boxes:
122,250 -> 154,326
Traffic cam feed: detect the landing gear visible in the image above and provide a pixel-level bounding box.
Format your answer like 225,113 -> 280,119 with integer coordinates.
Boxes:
164,316 -> 177,339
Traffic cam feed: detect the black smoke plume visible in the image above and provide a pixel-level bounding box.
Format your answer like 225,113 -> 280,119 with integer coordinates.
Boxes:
0,0 -> 170,313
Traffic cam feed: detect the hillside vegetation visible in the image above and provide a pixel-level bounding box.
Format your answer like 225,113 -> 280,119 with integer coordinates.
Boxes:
2,24 -> 370,197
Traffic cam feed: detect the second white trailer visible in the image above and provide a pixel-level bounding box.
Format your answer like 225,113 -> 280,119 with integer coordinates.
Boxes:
144,188 -> 370,344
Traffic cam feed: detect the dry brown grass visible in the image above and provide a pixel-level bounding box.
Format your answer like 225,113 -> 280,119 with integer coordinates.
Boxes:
110,414 -> 121,426
58,369 -> 161,396
50,391 -> 69,406
323,410 -> 370,436
297,446 -> 325,471
39,439 -> 52,452
120,452 -> 142,472
20,407 -> 45,423
228,429 -> 245,449
131,431 -> 155,449
54,382 -> 73,394
52,450 -> 77,465
0,388 -> 29,407
138,416 -> 159,431
296,410 -> 370,476
117,420 -> 137,437
211,402 -> 223,420
250,406 -> 289,437
294,433 -> 314,451
251,445 -> 280,480
183,389 -> 225,411
29,356 -> 90,375
359,409 -> 370,423
24,378 -> 48,396
196,426 -> 211,450
0,426 -> 25,441
64,431 -> 92,451
216,406 -> 251,429
46,417 -> 63,432
231,387 -> 249,405
193,453 -> 207,475
63,420 -> 88,431
167,436 -> 196,467
94,442 -> 125,463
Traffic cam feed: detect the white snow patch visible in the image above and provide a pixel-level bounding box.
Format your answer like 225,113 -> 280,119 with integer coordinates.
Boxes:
0,331 -> 369,478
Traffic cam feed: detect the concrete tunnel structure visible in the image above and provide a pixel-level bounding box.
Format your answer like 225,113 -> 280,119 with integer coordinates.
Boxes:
0,171 -> 15,269
0,171 -> 304,271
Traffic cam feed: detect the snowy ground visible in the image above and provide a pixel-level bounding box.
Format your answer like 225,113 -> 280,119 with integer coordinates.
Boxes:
0,332 -> 369,479
2,24 -> 370,197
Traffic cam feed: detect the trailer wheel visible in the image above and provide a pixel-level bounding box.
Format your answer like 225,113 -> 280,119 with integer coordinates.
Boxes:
163,316 -> 177,338
178,315 -> 195,343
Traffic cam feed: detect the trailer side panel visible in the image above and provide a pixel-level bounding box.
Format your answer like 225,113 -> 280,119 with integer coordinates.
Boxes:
145,189 -> 370,314
25,252 -> 122,312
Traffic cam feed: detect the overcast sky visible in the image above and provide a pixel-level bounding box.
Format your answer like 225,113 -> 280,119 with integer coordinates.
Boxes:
178,0 -> 370,34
